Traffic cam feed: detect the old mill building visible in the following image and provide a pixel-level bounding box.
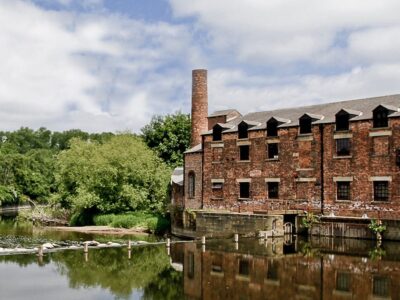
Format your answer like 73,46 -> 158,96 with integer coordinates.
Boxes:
171,69 -> 400,240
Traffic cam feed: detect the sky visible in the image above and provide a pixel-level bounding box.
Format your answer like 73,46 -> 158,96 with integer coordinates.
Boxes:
1,0 -> 400,133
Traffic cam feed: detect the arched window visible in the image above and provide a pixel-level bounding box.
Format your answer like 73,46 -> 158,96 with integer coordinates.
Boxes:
213,125 -> 222,141
335,110 -> 350,131
238,122 -> 248,139
188,171 -> 195,198
373,106 -> 389,128
267,119 -> 278,137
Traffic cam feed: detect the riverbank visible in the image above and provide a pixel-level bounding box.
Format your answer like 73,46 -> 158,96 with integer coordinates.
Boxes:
48,225 -> 150,236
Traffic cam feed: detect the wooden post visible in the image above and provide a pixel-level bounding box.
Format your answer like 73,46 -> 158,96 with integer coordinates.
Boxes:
234,242 -> 239,251
234,233 -> 239,243
166,238 -> 171,247
201,236 -> 206,245
84,252 -> 89,262
128,250 -> 131,260
38,245 -> 43,257
84,242 -> 89,253
128,240 -> 132,250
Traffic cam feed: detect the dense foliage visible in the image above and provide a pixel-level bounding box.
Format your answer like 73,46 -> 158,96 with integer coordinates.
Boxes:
141,112 -> 191,167
53,135 -> 171,220
0,127 -> 113,206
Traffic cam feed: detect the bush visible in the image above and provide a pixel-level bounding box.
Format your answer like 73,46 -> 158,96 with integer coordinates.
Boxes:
93,212 -> 170,234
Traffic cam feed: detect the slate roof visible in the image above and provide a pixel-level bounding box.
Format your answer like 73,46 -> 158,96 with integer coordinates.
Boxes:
208,109 -> 241,118
203,94 -> 400,134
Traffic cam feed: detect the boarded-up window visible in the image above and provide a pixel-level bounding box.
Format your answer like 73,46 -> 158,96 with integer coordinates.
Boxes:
299,141 -> 312,168
188,172 -> 195,198
212,182 -> 223,199
212,147 -> 223,161
372,136 -> 389,156
296,182 -> 310,200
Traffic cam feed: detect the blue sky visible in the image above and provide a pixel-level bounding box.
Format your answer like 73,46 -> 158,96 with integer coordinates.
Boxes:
1,0 -> 400,132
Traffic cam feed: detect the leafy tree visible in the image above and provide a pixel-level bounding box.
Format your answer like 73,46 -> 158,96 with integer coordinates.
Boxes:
141,112 -> 191,167
53,134 -> 171,218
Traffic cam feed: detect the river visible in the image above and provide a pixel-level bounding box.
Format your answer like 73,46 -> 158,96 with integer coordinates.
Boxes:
0,214 -> 399,299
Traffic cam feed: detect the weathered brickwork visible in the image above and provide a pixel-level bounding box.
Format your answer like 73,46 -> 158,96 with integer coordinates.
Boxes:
184,152 -> 203,209
190,69 -> 208,147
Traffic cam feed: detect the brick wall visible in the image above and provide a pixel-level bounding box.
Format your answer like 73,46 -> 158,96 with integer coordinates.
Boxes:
190,69 -> 208,147
184,152 -> 203,209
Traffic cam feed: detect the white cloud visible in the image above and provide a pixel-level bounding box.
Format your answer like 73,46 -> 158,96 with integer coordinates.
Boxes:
0,0 -> 199,132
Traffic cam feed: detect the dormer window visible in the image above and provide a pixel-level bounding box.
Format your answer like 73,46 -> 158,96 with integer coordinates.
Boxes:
212,124 -> 222,141
267,119 -> 278,137
373,106 -> 389,128
238,122 -> 248,139
299,116 -> 312,134
335,111 -> 350,131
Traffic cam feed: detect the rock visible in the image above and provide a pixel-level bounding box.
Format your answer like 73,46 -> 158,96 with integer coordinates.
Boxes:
107,242 -> 121,247
86,241 -> 100,246
97,243 -> 107,247
137,241 -> 148,245
69,245 -> 79,249
42,243 -> 54,249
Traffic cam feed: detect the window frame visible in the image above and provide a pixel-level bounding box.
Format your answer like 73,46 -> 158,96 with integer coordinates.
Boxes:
267,143 -> 279,159
336,138 -> 351,156
267,182 -> 279,199
299,116 -> 312,134
238,122 -> 249,139
373,106 -> 389,128
335,111 -> 350,131
336,181 -> 351,201
267,119 -> 278,137
212,124 -> 223,141
373,181 -> 389,202
239,145 -> 250,161
239,182 -> 250,199
188,171 -> 195,199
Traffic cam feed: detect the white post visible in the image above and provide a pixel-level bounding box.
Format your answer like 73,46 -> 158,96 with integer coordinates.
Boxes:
128,240 -> 132,250
38,245 -> 44,257
166,238 -> 171,247
201,236 -> 206,245
84,242 -> 89,253
128,250 -> 131,260
234,233 -> 239,243
234,242 -> 239,251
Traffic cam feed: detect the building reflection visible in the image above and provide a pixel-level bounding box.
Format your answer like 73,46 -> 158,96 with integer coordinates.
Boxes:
171,237 -> 400,299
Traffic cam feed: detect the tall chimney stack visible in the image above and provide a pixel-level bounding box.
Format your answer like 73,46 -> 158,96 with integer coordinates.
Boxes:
190,69 -> 208,147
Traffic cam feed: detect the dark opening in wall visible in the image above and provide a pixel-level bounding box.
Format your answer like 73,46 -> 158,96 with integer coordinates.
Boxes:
299,116 -> 312,134
238,122 -> 248,139
238,259 -> 250,276
336,111 -> 350,131
267,143 -> 279,159
336,272 -> 351,292
212,124 -> 222,141
267,182 -> 279,199
239,145 -> 250,160
267,119 -> 278,137
239,182 -> 250,199
373,106 -> 389,128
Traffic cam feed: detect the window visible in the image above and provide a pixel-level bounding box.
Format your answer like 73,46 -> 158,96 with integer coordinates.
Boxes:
267,119 -> 278,137
373,106 -> 389,128
336,111 -> 350,131
337,182 -> 351,200
336,272 -> 351,292
299,116 -> 312,134
213,125 -> 222,141
267,143 -> 279,159
212,182 -> 223,189
374,181 -> 389,201
188,172 -> 195,198
268,182 -> 279,199
336,138 -> 351,156
238,259 -> 250,276
239,182 -> 250,199
372,136 -> 389,156
239,145 -> 250,161
212,182 -> 223,199
238,122 -> 248,139
373,276 -> 389,297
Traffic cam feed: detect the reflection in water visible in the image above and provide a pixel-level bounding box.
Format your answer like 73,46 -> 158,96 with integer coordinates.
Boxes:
170,237 -> 400,300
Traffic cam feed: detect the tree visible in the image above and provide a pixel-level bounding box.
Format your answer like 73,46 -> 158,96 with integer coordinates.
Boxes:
141,112 -> 191,167
53,134 -> 171,217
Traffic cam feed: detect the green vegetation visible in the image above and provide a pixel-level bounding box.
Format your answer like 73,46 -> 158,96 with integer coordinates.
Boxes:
141,111 -> 191,167
93,212 -> 170,234
368,219 -> 387,234
0,114 -> 190,230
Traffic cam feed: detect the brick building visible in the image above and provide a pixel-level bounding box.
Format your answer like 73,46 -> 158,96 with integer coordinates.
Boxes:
172,69 -> 400,238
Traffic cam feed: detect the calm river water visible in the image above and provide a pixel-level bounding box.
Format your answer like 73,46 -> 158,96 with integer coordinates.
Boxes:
0,214 -> 399,300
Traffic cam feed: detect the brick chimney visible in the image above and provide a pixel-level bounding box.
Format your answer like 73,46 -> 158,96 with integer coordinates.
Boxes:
190,69 -> 208,147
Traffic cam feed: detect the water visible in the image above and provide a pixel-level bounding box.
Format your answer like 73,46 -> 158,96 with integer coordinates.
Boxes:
1,216 -> 400,299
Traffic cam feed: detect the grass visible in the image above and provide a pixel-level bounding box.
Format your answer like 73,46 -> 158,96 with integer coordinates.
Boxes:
93,211 -> 170,234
